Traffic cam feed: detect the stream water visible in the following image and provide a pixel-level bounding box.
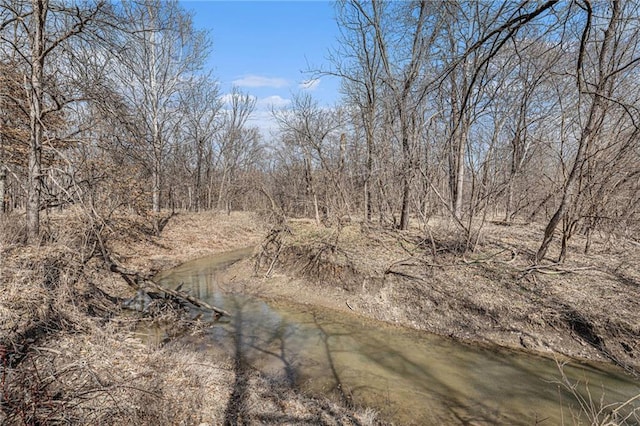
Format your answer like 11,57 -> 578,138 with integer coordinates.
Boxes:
153,248 -> 639,425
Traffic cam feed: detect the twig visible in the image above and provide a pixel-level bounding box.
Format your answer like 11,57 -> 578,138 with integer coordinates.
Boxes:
31,346 -> 62,356
521,263 -> 596,275
98,232 -> 231,317
264,242 -> 283,278
462,248 -> 517,265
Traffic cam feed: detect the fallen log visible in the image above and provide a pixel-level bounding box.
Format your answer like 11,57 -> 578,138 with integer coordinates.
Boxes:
97,232 -> 231,317
141,277 -> 231,317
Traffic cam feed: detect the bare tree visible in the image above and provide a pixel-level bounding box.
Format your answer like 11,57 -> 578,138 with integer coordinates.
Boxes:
0,0 -> 111,242
368,0 -> 441,230
111,0 -> 208,214
216,87 -> 256,213
536,0 -> 639,262
273,93 -> 347,224
178,75 -> 222,211
323,0 -> 385,222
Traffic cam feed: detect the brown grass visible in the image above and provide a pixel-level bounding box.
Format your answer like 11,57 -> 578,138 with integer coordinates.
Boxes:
1,210 -> 380,425
107,210 -> 265,275
245,216 -> 640,375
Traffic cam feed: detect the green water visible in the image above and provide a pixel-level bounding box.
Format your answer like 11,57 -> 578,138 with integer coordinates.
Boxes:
154,248 -> 640,425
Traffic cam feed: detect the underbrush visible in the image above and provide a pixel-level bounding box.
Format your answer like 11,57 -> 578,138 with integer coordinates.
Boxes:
1,332 -> 233,425
556,362 -> 640,425
0,211 -> 195,424
255,217 -> 640,374
1,210 -> 378,425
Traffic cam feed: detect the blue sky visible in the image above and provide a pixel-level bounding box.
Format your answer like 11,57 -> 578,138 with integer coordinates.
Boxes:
181,1 -> 342,135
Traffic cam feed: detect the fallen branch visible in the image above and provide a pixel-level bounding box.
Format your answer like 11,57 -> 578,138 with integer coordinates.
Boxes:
521,262 -> 596,276
264,241 -> 283,278
384,268 -> 422,281
141,277 -> 231,317
462,248 -> 517,265
535,267 -> 590,275
96,229 -> 231,317
109,261 -> 231,317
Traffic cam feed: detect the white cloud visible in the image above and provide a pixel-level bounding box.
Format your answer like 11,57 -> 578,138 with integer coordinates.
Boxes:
247,110 -> 280,139
257,95 -> 291,109
299,78 -> 320,91
232,75 -> 289,88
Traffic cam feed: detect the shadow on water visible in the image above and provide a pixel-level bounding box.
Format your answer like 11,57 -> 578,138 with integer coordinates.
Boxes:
222,297 -> 249,426
218,295 -> 367,426
155,249 -> 640,425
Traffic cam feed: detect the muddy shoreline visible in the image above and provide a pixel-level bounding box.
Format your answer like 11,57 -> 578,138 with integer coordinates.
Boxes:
216,218 -> 640,378
2,210 -> 637,424
117,211 -> 639,377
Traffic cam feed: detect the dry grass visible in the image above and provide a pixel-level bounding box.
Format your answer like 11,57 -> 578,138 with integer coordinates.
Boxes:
1,210 -> 380,425
247,216 -> 640,375
2,324 -> 233,424
107,210 -> 265,275
556,360 -> 640,425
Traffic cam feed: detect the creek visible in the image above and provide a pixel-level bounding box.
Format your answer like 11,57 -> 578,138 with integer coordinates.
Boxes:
153,247 -> 639,425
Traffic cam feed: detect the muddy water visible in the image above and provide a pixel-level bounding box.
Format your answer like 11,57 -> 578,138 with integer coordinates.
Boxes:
154,248 -> 639,425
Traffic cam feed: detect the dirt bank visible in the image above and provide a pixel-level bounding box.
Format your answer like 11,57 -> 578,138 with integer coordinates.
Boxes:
4,209 -> 637,424
0,210 -> 378,425
221,217 -> 640,377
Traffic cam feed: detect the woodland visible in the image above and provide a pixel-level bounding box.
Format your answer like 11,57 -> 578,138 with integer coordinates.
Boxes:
1,0 -> 640,424
0,0 -> 637,258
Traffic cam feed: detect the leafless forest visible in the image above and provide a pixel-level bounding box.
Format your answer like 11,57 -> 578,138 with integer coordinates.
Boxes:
1,1 -> 640,424
1,0 -> 639,256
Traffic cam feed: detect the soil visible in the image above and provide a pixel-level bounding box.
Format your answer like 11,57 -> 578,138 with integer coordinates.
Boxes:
220,217 -> 640,378
1,210 -> 638,424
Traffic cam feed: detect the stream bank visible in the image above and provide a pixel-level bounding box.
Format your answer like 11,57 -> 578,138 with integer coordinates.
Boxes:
155,248 -> 640,425
221,217 -> 640,378
0,211 -> 376,425
2,210 -> 638,424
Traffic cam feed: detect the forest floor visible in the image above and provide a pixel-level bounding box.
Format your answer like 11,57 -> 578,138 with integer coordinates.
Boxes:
223,216 -> 640,378
1,209 -> 638,424
0,210 -> 378,425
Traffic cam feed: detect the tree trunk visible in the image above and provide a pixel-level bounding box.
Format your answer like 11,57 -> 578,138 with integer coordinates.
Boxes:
535,119 -> 591,263
302,155 -> 320,225
194,139 -> 203,212
0,164 -> 6,214
0,132 -> 6,214
399,173 -> 411,230
26,0 -> 47,243
505,179 -> 514,222
217,166 -> 227,211
453,127 -> 465,221
364,114 -> 374,221
152,157 -> 161,213
535,0 -> 616,263
399,123 -> 411,230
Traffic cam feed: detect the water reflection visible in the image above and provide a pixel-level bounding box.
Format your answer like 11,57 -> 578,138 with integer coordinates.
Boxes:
156,249 -> 640,425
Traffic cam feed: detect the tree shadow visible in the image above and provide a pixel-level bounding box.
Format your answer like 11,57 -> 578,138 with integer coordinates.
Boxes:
223,298 -> 250,426
214,293 -> 637,425
219,295 -> 373,425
